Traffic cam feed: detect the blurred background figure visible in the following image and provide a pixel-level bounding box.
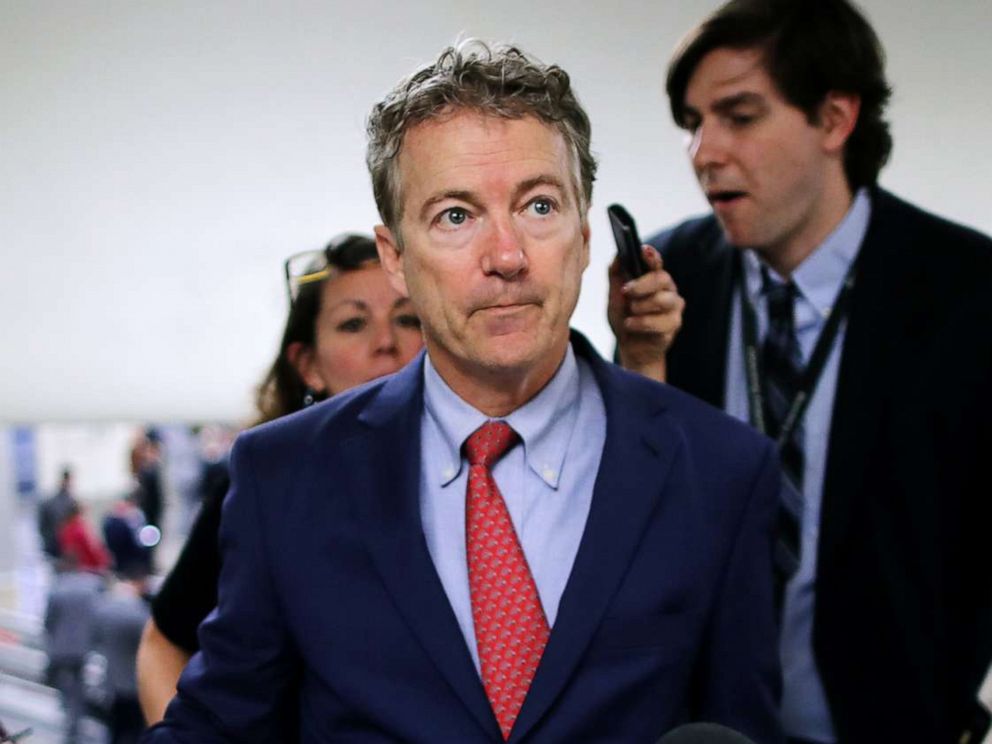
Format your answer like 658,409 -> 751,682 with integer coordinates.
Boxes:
101,493 -> 153,581
57,501 -> 109,575
89,567 -> 152,744
37,466 -> 75,564
189,425 -> 234,530
129,429 -> 163,541
137,233 -> 425,723
43,571 -> 104,743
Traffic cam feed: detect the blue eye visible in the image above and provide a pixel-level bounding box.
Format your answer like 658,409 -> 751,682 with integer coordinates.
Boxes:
529,198 -> 556,217
445,208 -> 468,226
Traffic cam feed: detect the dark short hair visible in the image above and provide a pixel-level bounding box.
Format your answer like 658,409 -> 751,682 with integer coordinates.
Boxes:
254,234 -> 380,425
366,39 -> 597,234
667,0 -> 893,189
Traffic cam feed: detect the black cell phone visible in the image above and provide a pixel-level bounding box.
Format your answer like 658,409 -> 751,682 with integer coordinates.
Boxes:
607,203 -> 649,279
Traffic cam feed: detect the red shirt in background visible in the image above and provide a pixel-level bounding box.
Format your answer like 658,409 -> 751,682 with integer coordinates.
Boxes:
58,514 -> 110,572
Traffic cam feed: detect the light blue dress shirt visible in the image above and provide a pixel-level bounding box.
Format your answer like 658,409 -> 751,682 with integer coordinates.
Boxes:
724,189 -> 871,743
419,344 -> 606,674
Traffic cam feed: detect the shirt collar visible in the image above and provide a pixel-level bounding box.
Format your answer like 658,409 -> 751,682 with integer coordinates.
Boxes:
743,187 -> 871,327
422,345 -> 581,490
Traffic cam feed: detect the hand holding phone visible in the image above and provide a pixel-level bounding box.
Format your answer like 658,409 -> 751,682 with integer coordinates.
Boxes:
606,203 -> 684,382
607,204 -> 649,279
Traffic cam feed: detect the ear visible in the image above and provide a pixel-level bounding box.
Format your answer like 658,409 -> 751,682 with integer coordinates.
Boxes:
579,215 -> 591,271
286,341 -> 327,394
819,91 -> 861,155
374,224 -> 410,298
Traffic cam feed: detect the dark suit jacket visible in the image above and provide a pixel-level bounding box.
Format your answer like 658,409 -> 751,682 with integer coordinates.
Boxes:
145,334 -> 783,743
650,189 -> 992,743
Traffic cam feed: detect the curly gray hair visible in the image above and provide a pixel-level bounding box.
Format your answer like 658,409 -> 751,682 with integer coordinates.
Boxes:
366,40 -> 597,235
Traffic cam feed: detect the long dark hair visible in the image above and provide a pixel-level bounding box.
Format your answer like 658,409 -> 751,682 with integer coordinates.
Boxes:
253,234 -> 380,425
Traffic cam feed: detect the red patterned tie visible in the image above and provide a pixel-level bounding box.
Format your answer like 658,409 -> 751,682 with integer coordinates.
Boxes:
465,420 -> 549,740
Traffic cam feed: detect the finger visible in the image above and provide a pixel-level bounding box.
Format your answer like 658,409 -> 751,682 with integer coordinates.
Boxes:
623,270 -> 677,299
642,244 -> 663,271
624,313 -> 682,335
629,291 -> 684,317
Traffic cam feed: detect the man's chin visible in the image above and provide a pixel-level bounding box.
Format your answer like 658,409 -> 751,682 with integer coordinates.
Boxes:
471,340 -> 542,374
715,219 -> 757,249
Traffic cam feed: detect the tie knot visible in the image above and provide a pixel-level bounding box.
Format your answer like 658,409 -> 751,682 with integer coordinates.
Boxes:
761,268 -> 798,325
464,420 -> 518,468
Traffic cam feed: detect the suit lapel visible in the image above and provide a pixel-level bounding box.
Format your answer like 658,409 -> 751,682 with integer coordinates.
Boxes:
510,339 -> 682,742
818,190 -> 908,568
348,356 -> 501,740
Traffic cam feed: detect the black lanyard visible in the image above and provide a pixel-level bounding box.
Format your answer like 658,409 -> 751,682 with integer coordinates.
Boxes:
739,250 -> 859,447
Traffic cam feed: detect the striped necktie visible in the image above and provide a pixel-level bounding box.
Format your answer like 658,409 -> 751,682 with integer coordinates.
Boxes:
761,269 -> 805,596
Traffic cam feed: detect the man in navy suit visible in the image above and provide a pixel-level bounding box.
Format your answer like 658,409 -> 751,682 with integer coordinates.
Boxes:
145,41 -> 783,743
607,1 -> 992,742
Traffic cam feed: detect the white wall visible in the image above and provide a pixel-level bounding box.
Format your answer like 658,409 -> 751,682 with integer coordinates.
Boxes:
33,422 -> 137,499
2,0 -> 989,422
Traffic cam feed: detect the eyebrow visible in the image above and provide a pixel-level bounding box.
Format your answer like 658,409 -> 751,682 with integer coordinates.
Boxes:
327,299 -> 370,313
514,175 -> 570,206
682,91 -> 767,124
712,91 -> 767,113
418,190 -> 478,223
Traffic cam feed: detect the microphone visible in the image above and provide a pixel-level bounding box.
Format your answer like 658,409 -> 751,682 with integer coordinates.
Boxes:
656,722 -> 757,744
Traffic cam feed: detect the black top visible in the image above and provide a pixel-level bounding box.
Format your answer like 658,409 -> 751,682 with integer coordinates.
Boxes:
138,465 -> 164,530
150,463 -> 229,654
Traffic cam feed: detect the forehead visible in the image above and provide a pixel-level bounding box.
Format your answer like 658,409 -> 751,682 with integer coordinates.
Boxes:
685,46 -> 780,106
320,264 -> 397,308
396,111 -> 575,206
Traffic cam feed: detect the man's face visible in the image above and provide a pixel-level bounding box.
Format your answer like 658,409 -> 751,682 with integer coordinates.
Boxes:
682,47 -> 847,260
376,111 -> 590,393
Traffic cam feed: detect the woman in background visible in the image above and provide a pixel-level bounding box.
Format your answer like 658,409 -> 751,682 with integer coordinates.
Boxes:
135,234 -> 423,723
57,499 -> 111,574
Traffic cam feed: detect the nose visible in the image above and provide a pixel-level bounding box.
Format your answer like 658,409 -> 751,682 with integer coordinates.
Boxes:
688,120 -> 728,175
371,320 -> 399,356
480,216 -> 528,280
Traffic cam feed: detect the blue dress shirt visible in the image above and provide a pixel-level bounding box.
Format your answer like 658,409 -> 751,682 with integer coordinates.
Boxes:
419,344 -> 607,674
725,188 -> 871,743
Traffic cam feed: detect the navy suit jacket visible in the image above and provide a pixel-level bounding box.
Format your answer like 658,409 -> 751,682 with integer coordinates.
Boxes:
649,190 -> 992,743
145,334 -> 783,743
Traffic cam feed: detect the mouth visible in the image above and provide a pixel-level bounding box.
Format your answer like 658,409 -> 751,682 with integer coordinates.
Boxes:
707,190 -> 747,206
475,302 -> 536,315
471,302 -> 538,335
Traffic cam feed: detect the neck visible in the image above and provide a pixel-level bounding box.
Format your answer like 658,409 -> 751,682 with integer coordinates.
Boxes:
428,341 -> 568,418
760,176 -> 854,278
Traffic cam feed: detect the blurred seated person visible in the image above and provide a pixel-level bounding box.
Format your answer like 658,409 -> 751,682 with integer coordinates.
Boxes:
58,499 -> 110,574
136,233 -> 426,723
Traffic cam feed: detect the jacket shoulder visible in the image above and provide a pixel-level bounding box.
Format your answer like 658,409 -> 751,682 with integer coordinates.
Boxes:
236,375 -> 392,463
648,214 -> 726,261
603,359 -> 773,467
874,190 -> 992,261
